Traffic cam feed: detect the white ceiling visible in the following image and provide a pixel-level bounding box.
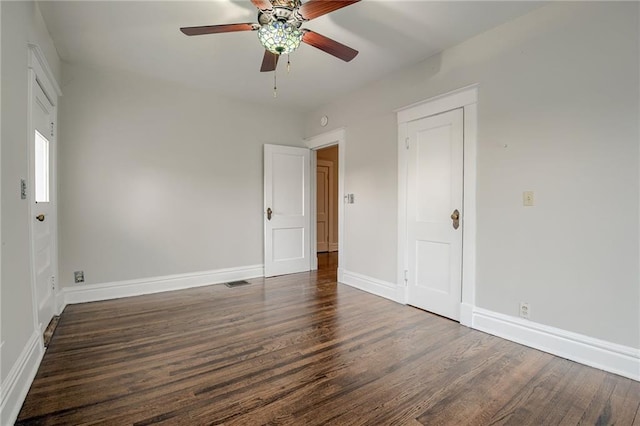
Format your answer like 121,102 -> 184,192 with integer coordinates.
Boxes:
38,1 -> 543,110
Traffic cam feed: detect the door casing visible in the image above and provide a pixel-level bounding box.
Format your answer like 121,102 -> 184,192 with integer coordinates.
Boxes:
305,129 -> 345,275
397,85 -> 478,327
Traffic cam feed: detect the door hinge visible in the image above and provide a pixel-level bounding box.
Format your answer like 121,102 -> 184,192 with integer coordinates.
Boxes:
405,137 -> 410,150
20,179 -> 27,199
404,270 -> 408,285
50,122 -> 54,137
51,276 -> 56,291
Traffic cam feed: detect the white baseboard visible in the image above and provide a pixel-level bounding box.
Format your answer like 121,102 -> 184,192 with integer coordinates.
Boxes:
472,307 -> 640,381
0,331 -> 44,426
459,302 -> 474,328
340,269 -> 401,303
63,264 -> 264,305
55,291 -> 66,315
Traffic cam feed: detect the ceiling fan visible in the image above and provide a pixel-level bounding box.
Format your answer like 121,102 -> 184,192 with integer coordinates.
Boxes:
180,0 -> 361,72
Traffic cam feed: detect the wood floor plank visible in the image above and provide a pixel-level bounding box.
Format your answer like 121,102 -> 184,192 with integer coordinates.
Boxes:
16,253 -> 640,425
202,318 -> 465,425
576,372 -> 640,425
410,344 -> 553,425
291,329 -> 497,424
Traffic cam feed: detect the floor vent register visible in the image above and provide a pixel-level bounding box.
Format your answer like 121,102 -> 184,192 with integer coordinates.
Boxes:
225,280 -> 250,288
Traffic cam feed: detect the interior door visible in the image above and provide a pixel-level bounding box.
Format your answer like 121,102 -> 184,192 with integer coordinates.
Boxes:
264,144 -> 311,277
406,108 -> 463,321
30,81 -> 56,333
316,163 -> 330,252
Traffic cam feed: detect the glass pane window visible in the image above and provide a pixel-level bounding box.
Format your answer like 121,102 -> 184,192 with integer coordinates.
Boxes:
35,130 -> 50,203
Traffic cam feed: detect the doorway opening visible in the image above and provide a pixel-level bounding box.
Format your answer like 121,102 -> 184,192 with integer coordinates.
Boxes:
315,145 -> 339,276
305,128 -> 346,279
316,251 -> 339,283
316,144 -> 339,252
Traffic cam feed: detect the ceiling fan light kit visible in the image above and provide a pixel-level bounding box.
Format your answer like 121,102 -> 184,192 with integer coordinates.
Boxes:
258,21 -> 302,55
180,0 -> 361,94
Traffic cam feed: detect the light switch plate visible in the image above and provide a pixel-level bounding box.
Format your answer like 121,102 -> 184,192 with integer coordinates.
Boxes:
523,191 -> 534,206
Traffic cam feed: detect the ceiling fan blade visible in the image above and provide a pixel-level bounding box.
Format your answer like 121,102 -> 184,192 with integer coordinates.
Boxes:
302,30 -> 358,62
298,0 -> 361,21
260,50 -> 280,72
180,23 -> 258,36
251,0 -> 274,11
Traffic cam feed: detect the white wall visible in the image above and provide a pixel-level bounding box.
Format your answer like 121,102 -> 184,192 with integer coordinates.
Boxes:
342,116 -> 398,283
304,2 -> 640,349
59,64 -> 305,287
1,1 -> 61,423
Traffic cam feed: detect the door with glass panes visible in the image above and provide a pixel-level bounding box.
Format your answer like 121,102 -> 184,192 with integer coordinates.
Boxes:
30,78 -> 57,333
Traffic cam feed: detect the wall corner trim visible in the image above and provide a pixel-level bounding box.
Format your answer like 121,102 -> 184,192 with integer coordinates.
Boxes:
0,331 -> 44,426
472,307 -> 640,381
62,264 -> 265,305
340,270 -> 401,304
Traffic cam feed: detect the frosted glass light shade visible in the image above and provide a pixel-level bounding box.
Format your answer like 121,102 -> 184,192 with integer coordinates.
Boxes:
258,21 -> 302,55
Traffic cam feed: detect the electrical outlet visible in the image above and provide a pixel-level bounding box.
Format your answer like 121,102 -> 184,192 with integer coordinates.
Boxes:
519,302 -> 530,319
74,270 -> 85,283
523,191 -> 534,206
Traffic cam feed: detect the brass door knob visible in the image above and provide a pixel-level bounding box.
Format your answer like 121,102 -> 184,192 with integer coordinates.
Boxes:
266,208 -> 273,221
36,214 -> 45,222
450,209 -> 460,230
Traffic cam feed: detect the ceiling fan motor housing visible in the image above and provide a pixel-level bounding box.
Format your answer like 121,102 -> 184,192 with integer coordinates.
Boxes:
271,0 -> 299,8
258,5 -> 303,27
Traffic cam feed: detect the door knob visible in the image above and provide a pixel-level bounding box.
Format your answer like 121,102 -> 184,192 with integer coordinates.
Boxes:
36,214 -> 45,222
266,208 -> 272,221
450,209 -> 460,230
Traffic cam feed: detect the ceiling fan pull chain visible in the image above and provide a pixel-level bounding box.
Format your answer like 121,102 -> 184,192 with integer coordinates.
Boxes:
273,68 -> 278,98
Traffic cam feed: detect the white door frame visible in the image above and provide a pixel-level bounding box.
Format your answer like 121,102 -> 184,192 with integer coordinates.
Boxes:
397,85 -> 477,327
27,44 -> 62,335
304,129 -> 345,277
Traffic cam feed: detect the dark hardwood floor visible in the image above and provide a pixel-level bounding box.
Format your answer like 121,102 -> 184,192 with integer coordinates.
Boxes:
17,253 -> 640,425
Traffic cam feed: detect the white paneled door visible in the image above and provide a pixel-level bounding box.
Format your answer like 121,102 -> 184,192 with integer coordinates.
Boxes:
406,108 -> 464,321
264,144 -> 311,277
30,79 -> 57,333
